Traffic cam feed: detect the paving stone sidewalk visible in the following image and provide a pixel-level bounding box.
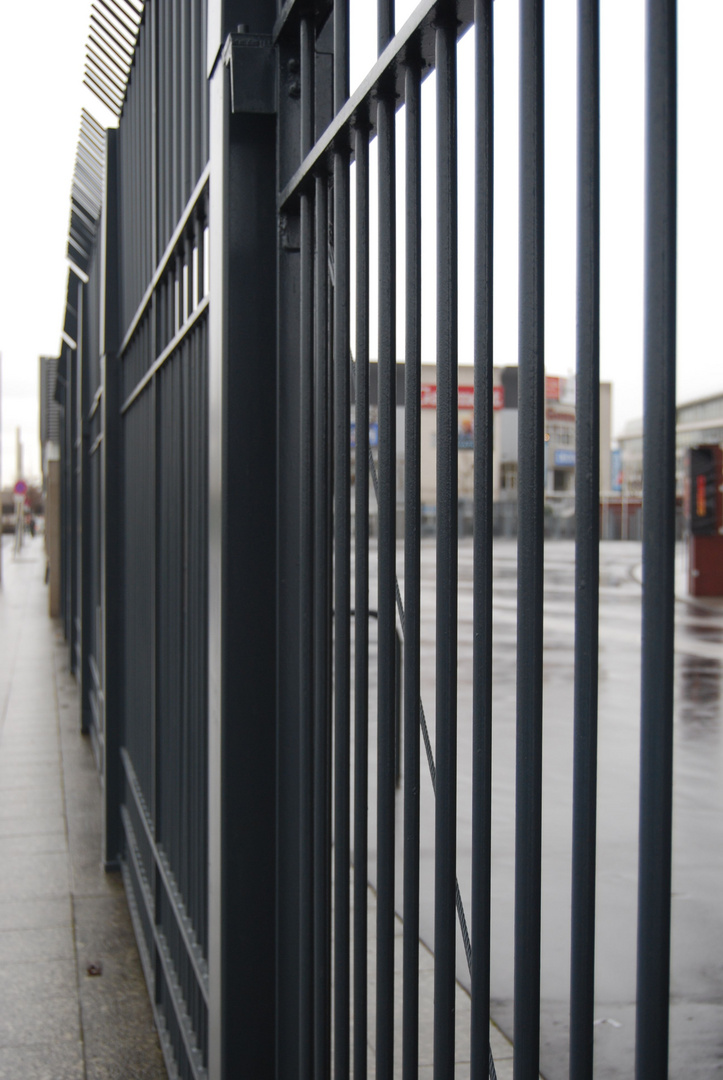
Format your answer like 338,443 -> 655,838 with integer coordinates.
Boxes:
0,535 -> 166,1080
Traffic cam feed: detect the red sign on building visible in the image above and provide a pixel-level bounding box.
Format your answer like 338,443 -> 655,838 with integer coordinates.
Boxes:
545,375 -> 561,401
420,384 -> 505,410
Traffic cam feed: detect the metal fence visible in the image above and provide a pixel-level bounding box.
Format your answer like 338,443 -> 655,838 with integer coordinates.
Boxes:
55,1 -> 678,1079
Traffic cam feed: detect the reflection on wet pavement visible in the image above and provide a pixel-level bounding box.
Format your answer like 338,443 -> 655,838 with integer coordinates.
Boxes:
360,539 -> 723,1079
678,654 -> 721,733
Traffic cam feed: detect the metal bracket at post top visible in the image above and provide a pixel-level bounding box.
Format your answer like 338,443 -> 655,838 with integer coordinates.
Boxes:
223,30 -> 276,115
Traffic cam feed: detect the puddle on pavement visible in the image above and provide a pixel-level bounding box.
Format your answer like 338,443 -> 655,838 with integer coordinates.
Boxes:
676,654 -> 721,734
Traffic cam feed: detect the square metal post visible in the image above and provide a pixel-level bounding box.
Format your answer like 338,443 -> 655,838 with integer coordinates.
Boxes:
207,9 -> 278,1077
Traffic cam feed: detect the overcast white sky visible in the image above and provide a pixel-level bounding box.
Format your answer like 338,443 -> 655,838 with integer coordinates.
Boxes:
1,0 -> 721,487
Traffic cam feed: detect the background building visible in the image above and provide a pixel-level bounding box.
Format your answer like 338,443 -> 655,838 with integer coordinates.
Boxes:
354,363 -> 613,534
618,389 -> 723,500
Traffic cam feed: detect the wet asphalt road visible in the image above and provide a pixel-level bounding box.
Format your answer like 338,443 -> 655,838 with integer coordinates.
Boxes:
362,538 -> 723,1077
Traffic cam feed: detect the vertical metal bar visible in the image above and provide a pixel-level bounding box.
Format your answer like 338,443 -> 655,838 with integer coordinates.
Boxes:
333,145 -> 351,1080
332,6 -> 351,1074
402,56 -> 421,1080
190,0 -> 199,186
297,19 -> 316,1078
80,280 -> 94,736
70,290 -> 81,678
514,1 -> 545,1077
181,0 -> 190,200
313,173 -> 331,1080
200,0 -> 208,164
570,1 -> 600,1077
378,0 -> 394,54
333,0 -> 349,114
151,0 -> 158,284
165,0 -> 173,246
131,76 -> 137,328
300,18 -> 314,160
471,1 -> 494,1076
353,117 -> 370,1080
158,0 -> 166,251
375,87 -> 397,1080
433,15 -> 458,1079
635,3 -> 676,1077
172,0 -> 180,225
299,185 -> 315,1080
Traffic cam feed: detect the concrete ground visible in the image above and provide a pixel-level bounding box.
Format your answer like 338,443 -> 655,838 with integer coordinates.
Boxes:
0,534 -> 166,1080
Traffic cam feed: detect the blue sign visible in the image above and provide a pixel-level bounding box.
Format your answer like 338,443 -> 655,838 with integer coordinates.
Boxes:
554,448 -> 576,468
351,422 -> 379,449
611,448 -> 622,492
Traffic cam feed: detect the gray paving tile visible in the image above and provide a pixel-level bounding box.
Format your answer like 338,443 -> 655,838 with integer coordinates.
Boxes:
0,958 -> 78,1003
0,925 -> 75,965
0,752 -> 61,769
0,834 -> 67,858
0,813 -> 65,839
0,762 -> 61,783
0,783 -> 63,804
0,853 -> 70,899
2,712 -> 55,729
0,791 -> 64,814
0,898 -> 71,932
0,1041 -> 84,1079
0,989 -> 80,1049
2,697 -> 56,716
0,735 -> 59,754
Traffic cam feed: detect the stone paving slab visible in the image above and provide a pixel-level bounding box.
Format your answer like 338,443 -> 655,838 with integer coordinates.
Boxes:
0,1042 -> 85,1080
0,898 -> 72,933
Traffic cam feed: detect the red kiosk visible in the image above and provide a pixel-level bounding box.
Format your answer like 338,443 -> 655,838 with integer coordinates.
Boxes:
687,444 -> 723,596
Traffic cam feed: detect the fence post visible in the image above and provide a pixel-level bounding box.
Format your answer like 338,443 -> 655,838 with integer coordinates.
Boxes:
207,8 -> 278,1078
101,127 -> 123,867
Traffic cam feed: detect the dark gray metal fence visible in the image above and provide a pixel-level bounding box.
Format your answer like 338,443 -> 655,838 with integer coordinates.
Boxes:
55,2 -> 679,1079
113,2 -> 211,1075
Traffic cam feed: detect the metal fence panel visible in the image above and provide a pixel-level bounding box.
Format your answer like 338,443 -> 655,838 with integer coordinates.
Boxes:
56,1 -> 681,1077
